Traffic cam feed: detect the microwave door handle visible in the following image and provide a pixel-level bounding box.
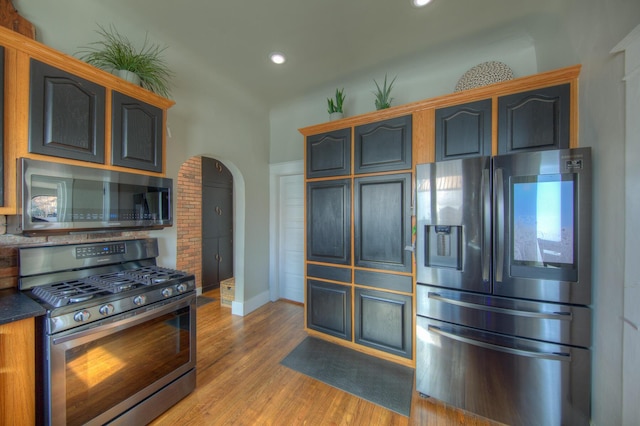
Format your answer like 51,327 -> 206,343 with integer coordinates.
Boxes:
481,167 -> 491,283
494,168 -> 505,283
427,325 -> 571,362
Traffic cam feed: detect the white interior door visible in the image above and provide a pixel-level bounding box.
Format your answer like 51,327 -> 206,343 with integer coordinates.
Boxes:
278,174 -> 304,302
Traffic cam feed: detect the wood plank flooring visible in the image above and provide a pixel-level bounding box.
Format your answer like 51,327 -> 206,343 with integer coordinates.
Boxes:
150,289 -> 503,426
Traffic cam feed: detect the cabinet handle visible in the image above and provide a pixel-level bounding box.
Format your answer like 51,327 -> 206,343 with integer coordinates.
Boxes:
215,162 -> 223,172
215,206 -> 222,215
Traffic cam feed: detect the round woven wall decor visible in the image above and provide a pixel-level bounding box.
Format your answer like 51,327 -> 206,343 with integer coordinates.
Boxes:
454,61 -> 514,92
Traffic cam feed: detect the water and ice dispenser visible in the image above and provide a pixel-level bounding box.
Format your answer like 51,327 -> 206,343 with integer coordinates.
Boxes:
425,225 -> 462,270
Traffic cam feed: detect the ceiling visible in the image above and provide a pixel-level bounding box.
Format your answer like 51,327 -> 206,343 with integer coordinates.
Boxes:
31,0 -> 566,106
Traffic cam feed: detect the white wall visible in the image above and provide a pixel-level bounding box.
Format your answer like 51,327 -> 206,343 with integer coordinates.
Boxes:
269,2 -> 640,424
14,0 -> 273,306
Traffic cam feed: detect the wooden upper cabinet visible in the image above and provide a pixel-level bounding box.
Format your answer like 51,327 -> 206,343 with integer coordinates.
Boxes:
435,99 -> 492,161
306,128 -> 351,178
354,115 -> 412,174
111,91 -> 163,173
498,83 -> 571,154
28,59 -> 106,164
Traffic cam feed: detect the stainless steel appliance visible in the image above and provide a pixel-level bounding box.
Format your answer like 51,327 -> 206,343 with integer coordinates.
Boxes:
8,158 -> 173,235
415,147 -> 592,425
18,238 -> 196,426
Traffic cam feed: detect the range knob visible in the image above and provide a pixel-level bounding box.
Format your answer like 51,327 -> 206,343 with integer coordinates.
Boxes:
176,283 -> 188,293
133,295 -> 147,306
74,310 -> 91,322
161,288 -> 173,298
99,304 -> 115,316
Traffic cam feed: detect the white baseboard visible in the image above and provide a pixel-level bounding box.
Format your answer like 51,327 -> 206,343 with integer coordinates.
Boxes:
231,289 -> 271,316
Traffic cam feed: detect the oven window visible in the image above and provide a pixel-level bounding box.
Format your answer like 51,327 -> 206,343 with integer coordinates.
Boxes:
63,306 -> 191,426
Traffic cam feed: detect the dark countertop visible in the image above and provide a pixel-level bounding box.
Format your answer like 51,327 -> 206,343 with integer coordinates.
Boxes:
0,288 -> 46,325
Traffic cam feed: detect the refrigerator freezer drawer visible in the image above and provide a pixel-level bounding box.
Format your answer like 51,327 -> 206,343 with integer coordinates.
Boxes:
416,316 -> 591,426
416,285 -> 591,348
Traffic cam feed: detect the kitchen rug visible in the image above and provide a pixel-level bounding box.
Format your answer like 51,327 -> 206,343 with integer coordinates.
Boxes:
196,296 -> 216,308
280,337 -> 414,416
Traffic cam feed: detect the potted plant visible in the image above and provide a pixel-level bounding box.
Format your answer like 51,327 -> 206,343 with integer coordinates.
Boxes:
77,24 -> 173,98
373,74 -> 397,110
327,88 -> 345,120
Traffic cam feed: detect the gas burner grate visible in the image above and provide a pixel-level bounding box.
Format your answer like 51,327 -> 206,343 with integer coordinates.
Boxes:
32,280 -> 105,307
87,272 -> 140,293
123,266 -> 188,286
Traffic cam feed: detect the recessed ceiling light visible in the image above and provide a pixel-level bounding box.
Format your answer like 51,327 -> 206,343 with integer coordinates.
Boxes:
270,52 -> 286,65
412,0 -> 432,7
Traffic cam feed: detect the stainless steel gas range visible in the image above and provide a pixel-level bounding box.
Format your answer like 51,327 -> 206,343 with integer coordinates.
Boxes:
18,238 -> 196,426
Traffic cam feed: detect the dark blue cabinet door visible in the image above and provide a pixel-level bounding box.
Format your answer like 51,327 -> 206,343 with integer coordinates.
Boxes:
354,287 -> 412,358
435,99 -> 492,161
354,173 -> 412,273
306,128 -> 351,178
306,179 -> 351,265
307,279 -> 351,340
498,84 -> 570,154
29,59 -> 106,163
354,115 -> 412,174
112,91 -> 163,172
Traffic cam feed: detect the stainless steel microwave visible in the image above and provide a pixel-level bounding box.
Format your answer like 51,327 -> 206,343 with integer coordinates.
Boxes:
7,158 -> 173,235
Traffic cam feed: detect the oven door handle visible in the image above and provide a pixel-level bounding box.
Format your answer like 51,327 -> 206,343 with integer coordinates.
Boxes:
428,325 -> 571,362
428,292 -> 573,321
51,294 -> 195,345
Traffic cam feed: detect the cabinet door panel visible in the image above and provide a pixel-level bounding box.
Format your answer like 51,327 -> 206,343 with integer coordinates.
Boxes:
355,288 -> 412,358
111,91 -> 163,172
306,179 -> 351,265
306,128 -> 351,178
435,99 -> 492,161
202,186 -> 233,239
354,115 -> 412,174
29,59 -> 106,163
354,173 -> 411,272
218,236 -> 233,282
202,238 -> 219,289
202,157 -> 233,187
307,280 -> 351,340
498,84 -> 570,154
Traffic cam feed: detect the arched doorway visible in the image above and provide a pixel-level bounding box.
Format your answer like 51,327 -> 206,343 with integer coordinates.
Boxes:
176,156 -> 239,300
201,157 -> 233,291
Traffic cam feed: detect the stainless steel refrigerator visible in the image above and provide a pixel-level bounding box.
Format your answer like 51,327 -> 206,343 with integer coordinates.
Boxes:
415,147 -> 592,425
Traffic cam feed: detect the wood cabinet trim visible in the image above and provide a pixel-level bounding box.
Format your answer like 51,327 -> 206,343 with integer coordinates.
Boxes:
299,64 -> 581,137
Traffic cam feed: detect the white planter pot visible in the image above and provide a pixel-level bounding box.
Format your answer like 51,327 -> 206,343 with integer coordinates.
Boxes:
329,112 -> 344,121
114,69 -> 141,86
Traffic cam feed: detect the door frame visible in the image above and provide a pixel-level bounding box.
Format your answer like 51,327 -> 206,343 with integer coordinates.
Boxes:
269,160 -> 304,302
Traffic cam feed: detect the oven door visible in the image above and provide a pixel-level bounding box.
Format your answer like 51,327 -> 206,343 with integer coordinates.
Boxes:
44,294 -> 196,426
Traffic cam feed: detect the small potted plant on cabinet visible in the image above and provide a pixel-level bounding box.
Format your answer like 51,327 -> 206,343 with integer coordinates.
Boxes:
77,24 -> 173,98
327,88 -> 346,120
373,74 -> 397,110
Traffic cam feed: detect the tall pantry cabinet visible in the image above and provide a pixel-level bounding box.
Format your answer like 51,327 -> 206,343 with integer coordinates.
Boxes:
302,115 -> 414,363
300,64 -> 581,367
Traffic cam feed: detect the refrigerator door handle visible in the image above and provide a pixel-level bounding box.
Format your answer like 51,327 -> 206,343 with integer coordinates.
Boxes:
494,167 -> 505,283
481,167 -> 491,282
428,325 -> 571,362
428,292 -> 573,320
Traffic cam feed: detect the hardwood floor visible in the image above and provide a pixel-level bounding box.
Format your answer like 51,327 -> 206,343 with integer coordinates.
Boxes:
150,289 -> 503,426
